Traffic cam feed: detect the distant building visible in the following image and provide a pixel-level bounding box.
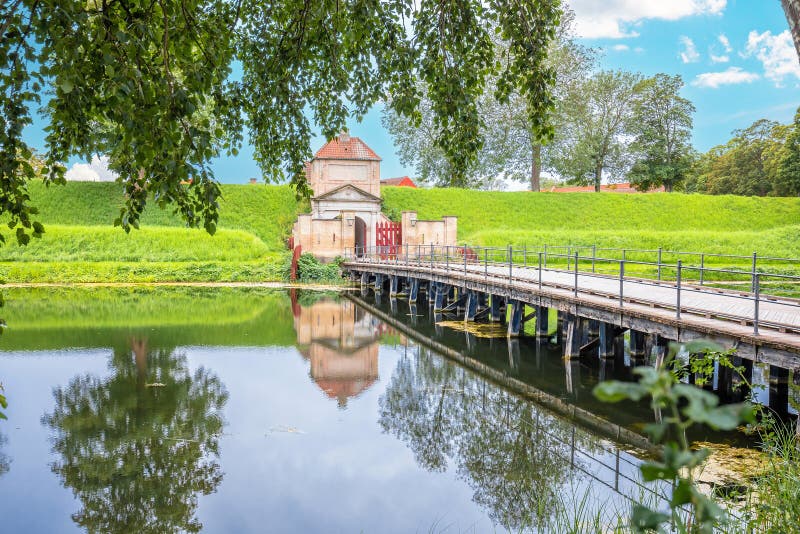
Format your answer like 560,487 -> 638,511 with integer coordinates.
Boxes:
380,176 -> 417,188
548,182 -> 665,193
291,132 -> 457,260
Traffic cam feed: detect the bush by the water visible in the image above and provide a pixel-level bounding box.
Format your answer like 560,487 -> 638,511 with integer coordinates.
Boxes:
294,253 -> 342,283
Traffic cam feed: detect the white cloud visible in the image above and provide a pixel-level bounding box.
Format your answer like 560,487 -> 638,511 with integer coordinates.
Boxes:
692,67 -> 760,88
634,47 -> 645,54
710,53 -> 729,63
567,0 -> 726,39
65,155 -> 118,182
611,44 -> 630,51
718,34 -> 732,52
679,36 -> 700,63
745,30 -> 800,86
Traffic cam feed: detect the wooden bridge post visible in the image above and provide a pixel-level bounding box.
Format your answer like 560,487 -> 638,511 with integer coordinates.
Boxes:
465,291 -> 479,322
434,285 -> 446,310
409,278 -> 419,303
599,323 -> 617,358
489,295 -> 503,322
564,314 -> 582,359
629,330 -> 646,360
507,300 -> 524,338
769,366 -> 790,417
535,306 -> 549,337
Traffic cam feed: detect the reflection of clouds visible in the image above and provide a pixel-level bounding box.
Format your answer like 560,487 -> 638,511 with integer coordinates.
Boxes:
0,432 -> 10,477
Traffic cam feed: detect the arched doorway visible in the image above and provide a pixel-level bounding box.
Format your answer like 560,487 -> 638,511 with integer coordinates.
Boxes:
354,216 -> 367,257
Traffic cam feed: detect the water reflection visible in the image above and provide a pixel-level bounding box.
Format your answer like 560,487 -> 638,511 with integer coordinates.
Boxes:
41,338 -> 228,533
379,345 -> 606,531
292,291 -> 388,407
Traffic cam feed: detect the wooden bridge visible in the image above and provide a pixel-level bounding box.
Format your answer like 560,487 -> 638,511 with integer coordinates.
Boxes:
343,245 -> 800,371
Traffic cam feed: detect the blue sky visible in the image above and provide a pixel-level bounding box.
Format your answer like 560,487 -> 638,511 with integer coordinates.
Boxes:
23,1 -> 800,184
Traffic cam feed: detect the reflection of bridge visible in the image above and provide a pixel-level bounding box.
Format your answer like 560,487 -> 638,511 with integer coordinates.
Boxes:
348,293 -> 685,517
343,247 -> 800,408
292,293 -> 394,407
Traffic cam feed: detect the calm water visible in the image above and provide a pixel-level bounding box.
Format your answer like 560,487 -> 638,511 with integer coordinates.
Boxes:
0,286 -> 788,533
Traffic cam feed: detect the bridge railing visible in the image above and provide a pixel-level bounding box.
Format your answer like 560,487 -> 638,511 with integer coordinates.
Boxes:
344,244 -> 800,336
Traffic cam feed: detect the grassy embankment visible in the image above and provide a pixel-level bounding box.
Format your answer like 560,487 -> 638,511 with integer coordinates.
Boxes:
0,181 -> 798,285
384,188 -> 800,293
0,181 -> 299,283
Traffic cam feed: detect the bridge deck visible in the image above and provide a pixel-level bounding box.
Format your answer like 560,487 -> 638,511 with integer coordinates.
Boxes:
344,258 -> 800,363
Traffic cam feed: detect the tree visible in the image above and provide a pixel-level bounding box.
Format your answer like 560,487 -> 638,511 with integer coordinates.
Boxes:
783,0 -> 800,60
381,6 -> 595,190
42,340 -> 228,533
1,1 -> 561,242
550,70 -> 645,191
627,74 -> 696,192
692,119 -> 788,196
775,106 -> 800,196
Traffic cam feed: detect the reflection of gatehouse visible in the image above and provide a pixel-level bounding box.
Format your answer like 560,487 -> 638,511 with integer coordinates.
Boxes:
290,132 -> 457,261
292,293 -> 398,407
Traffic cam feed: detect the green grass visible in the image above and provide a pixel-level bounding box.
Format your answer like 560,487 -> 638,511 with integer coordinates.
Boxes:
1,182 -> 798,283
20,180 -> 299,250
382,188 -> 800,233
0,225 -> 270,262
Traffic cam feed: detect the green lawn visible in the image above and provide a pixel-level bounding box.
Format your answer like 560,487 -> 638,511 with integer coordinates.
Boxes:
0,181 -> 797,283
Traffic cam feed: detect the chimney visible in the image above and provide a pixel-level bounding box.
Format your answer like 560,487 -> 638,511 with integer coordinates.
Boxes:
249,178 -> 258,184
339,130 -> 350,143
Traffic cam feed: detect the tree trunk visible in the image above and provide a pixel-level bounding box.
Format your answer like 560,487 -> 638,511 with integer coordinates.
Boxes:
783,0 -> 800,61
530,144 -> 541,192
594,163 -> 602,192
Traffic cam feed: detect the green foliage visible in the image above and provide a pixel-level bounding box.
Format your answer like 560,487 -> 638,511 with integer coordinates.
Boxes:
775,106 -> 800,196
594,343 -> 756,533
382,5 -> 594,191
3,0 -> 563,241
295,253 -> 342,283
628,74 -> 696,193
550,70 -> 646,190
688,119 -> 790,196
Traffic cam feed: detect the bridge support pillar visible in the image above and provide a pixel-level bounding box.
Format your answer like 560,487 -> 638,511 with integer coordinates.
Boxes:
588,319 -> 600,337
769,366 -> 790,417
489,295 -> 504,322
409,303 -> 418,326
465,291 -> 479,322
434,284 -> 446,310
360,271 -> 370,290
390,276 -> 400,297
507,300 -> 524,337
563,315 -> 582,359
599,322 -> 617,359
629,330 -> 646,360
409,278 -> 419,303
390,297 -> 398,315
535,306 -> 549,338
556,311 -> 566,345
374,273 -> 383,293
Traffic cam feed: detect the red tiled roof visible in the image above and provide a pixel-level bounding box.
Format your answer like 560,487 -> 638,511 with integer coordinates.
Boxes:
380,176 -> 417,187
314,135 -> 381,161
549,182 -> 665,193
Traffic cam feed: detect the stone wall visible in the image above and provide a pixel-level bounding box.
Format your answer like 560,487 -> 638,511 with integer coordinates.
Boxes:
400,211 -> 458,247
